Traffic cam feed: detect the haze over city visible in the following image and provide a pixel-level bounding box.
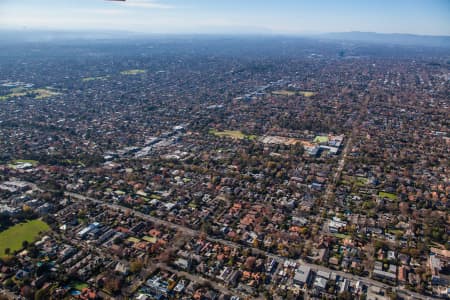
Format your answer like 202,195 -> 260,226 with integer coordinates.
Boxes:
1,0 -> 449,35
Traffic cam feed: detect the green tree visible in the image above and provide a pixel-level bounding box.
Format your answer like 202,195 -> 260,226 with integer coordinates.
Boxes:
130,260 -> 143,274
22,240 -> 29,249
338,291 -> 353,300
34,287 -> 49,300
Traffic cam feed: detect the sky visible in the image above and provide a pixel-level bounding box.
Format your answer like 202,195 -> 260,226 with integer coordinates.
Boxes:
0,0 -> 449,36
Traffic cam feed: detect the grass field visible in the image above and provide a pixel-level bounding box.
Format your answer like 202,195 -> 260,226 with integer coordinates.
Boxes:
272,90 -> 297,96
379,191 -> 398,201
209,129 -> 257,140
314,136 -> 329,143
33,88 -> 61,99
388,229 -> 404,236
0,88 -> 59,100
341,176 -> 368,187
127,237 -> 140,244
120,69 -> 146,75
82,76 -> 109,82
12,159 -> 39,166
0,220 -> 50,258
0,86 -> 32,100
333,233 -> 350,239
143,236 -> 157,243
0,91 -> 27,100
71,281 -> 88,291
299,91 -> 316,97
272,90 -> 316,97
354,176 -> 369,186
8,159 -> 39,169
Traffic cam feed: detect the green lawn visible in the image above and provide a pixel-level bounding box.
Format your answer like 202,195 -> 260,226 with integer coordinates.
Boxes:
11,159 -> 39,166
272,90 -> 316,97
32,88 -> 61,99
209,129 -> 257,140
143,236 -> 157,243
314,136 -> 329,143
8,159 -> 39,169
82,76 -> 109,82
272,90 -> 297,96
299,91 -> 316,97
388,229 -> 404,235
127,237 -> 140,244
0,219 -> 50,257
0,92 -> 26,100
72,282 -> 89,291
333,233 -> 350,239
341,176 -> 368,187
379,191 -> 398,201
355,177 -> 369,186
120,69 -> 146,75
0,88 -> 59,100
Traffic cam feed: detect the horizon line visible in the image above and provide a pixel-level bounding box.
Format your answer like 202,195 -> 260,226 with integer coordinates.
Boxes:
1,29 -> 450,38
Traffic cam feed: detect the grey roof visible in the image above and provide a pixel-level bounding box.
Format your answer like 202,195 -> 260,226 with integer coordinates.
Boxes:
294,265 -> 312,284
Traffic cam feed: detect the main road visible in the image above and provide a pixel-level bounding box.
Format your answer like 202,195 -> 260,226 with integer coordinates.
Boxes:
64,191 -> 435,300
324,93 -> 370,206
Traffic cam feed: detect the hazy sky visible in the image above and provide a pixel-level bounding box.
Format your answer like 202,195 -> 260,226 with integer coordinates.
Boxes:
1,0 -> 449,35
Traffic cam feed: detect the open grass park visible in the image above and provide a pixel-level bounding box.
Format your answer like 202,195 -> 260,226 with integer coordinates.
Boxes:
120,69 -> 147,75
272,90 -> 316,97
0,219 -> 50,258
378,191 -> 398,201
0,88 -> 60,101
314,135 -> 329,143
209,129 -> 257,140
82,76 -> 110,82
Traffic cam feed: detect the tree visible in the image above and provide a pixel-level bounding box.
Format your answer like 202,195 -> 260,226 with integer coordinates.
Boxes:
387,291 -> 399,300
22,240 -> 29,249
34,287 -> 49,300
130,260 -> 143,274
4,248 -> 10,256
21,285 -> 35,299
338,291 -> 353,300
3,278 -> 14,288
200,222 -> 212,235
104,275 -> 123,295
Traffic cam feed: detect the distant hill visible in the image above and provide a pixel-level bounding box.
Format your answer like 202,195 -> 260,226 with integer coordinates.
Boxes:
319,31 -> 450,48
1,29 -> 449,49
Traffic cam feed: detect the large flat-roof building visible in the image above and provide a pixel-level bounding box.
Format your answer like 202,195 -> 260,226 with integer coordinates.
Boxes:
294,265 -> 312,286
